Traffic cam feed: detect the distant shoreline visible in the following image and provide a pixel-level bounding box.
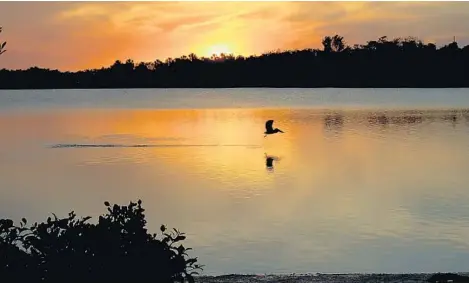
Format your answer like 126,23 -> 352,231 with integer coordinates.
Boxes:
195,272 -> 469,283
1,86 -> 469,90
1,35 -> 468,89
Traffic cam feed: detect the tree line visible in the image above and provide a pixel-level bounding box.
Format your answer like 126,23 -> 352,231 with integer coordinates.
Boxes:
0,33 -> 468,89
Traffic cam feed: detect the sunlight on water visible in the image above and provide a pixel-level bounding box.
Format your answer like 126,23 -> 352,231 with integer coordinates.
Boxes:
1,92 -> 469,275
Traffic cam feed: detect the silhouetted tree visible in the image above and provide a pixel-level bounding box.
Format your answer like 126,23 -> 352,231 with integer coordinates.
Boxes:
331,35 -> 345,52
322,36 -> 333,53
1,200 -> 202,283
0,34 -> 469,89
0,27 -> 6,56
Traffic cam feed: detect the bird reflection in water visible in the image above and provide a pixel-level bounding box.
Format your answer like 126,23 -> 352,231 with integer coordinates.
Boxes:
264,153 -> 280,172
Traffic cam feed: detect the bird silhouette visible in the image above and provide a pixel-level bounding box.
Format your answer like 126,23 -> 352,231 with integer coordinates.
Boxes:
266,155 -> 274,169
264,153 -> 280,171
264,120 -> 284,137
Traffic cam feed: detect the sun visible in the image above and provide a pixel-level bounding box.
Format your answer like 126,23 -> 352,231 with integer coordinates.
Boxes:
206,44 -> 233,57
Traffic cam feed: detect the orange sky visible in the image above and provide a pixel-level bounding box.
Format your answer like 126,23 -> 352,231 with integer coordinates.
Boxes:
0,1 -> 468,71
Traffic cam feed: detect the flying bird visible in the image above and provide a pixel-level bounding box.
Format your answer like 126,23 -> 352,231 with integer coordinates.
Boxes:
264,120 -> 284,137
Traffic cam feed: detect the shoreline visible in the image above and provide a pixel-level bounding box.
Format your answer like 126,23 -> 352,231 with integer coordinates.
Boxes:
1,86 -> 469,90
196,272 -> 469,283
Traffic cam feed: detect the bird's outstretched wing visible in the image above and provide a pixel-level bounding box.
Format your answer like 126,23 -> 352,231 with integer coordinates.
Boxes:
265,120 -> 274,131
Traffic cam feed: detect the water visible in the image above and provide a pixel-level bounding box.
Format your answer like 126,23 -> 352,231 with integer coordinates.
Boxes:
1,88 -> 469,275
1,88 -> 469,111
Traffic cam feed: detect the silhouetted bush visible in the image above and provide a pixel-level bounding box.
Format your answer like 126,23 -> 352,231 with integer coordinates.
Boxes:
0,27 -> 6,56
0,34 -> 468,88
0,200 -> 202,283
427,273 -> 469,283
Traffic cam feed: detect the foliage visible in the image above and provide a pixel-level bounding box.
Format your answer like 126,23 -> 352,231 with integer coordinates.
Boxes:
0,200 -> 202,283
427,273 -> 469,283
0,34 -> 469,88
321,34 -> 346,53
0,27 -> 6,56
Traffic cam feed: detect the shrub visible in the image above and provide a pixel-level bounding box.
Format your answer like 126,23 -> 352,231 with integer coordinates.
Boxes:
0,200 -> 202,283
0,27 -> 6,55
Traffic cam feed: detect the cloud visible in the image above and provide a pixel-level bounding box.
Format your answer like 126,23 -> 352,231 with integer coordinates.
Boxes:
280,1 -> 469,50
0,1 -> 468,70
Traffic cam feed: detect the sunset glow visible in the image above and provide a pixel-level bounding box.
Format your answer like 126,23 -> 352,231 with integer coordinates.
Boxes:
205,44 -> 233,57
0,1 -> 468,71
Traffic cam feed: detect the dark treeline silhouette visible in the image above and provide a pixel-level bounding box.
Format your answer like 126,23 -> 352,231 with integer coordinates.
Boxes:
0,200 -> 202,283
1,34 -> 469,89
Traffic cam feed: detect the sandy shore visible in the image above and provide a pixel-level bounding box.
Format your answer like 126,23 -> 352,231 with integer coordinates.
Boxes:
196,273 -> 469,283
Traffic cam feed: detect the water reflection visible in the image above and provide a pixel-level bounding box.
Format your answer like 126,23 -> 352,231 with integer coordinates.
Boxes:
324,114 -> 344,129
264,153 -> 280,171
323,114 -> 344,138
367,114 -> 423,126
1,108 -> 469,275
363,109 -> 469,128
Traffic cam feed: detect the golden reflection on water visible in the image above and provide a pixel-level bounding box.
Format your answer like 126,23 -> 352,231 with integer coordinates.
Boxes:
1,108 -> 469,274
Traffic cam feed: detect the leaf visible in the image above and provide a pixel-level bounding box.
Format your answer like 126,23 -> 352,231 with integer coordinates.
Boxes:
1,219 -> 13,228
1,42 -> 6,49
177,245 -> 185,253
174,235 -> 186,242
21,218 -> 27,225
160,225 -> 166,232
58,219 -> 68,228
104,201 -> 110,206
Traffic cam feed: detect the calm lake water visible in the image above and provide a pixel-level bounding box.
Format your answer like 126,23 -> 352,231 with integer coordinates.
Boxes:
1,88 -> 469,275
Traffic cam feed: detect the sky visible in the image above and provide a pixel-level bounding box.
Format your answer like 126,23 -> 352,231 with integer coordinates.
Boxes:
0,1 -> 468,71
